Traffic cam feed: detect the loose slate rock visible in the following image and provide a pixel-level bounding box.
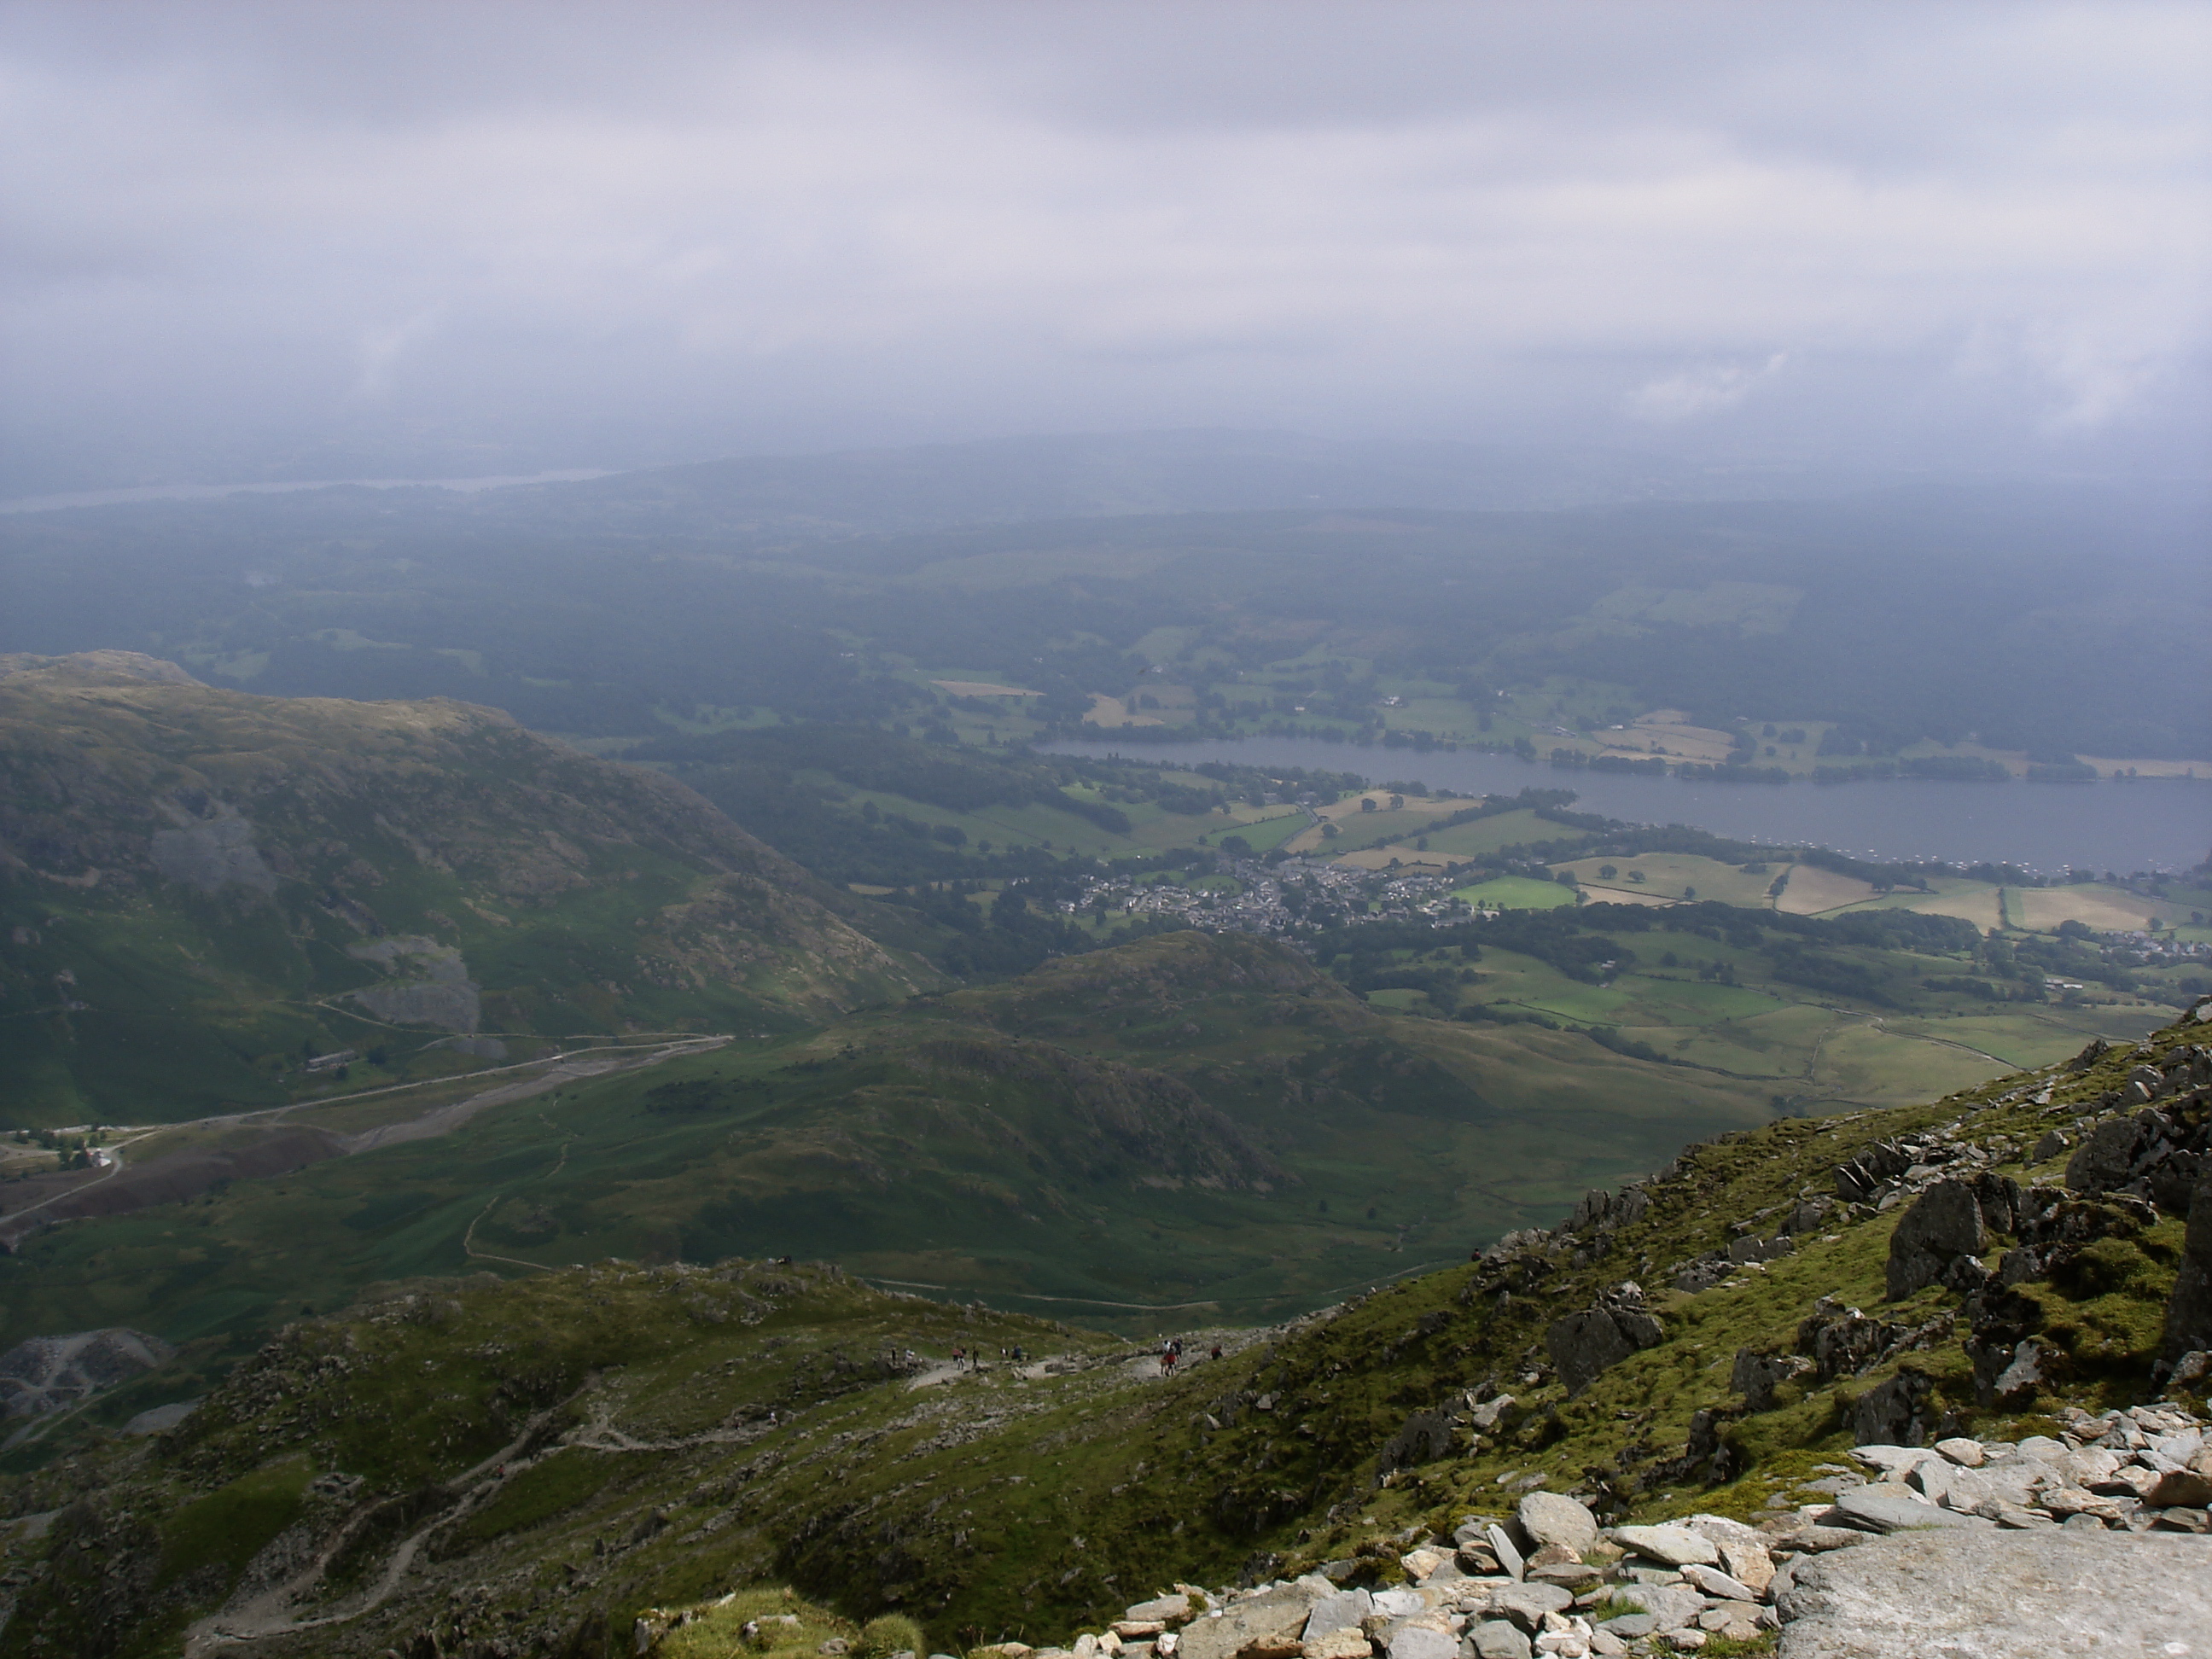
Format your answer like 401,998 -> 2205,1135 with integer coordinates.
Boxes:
1486,1523 -> 1526,1581
1386,1627 -> 1457,1659
1481,1583 -> 1573,1633
1610,1586 -> 1703,1633
1176,1589 -> 1318,1659
1517,1491 -> 1598,1557
1470,1621 -> 1533,1659
1607,1525 -> 1720,1568
1775,1529 -> 2212,1657
1126,1597 -> 1194,1626
1301,1592 -> 1373,1642
1827,1487 -> 1984,1534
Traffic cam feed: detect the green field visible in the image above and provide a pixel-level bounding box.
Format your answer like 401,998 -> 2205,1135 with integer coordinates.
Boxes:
1557,852 -> 1783,908
1451,876 -> 1577,910
1202,809 -> 1311,853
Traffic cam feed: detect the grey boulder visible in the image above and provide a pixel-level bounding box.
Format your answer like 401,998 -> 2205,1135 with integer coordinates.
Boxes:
1606,1524 -> 1720,1567
1883,1180 -> 1985,1301
1385,1627 -> 1455,1659
1516,1491 -> 1598,1557
1827,1487 -> 1985,1534
1775,1529 -> 2212,1657
1174,1588 -> 1318,1659
1469,1621 -> 1532,1659
1301,1592 -> 1373,1642
1478,1583 -> 1572,1634
1609,1585 -> 1704,1633
1545,1284 -> 1666,1396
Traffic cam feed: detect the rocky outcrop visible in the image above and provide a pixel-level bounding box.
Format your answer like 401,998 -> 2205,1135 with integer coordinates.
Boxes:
2165,1167 -> 2212,1365
0,1327 -> 174,1423
1545,1284 -> 1664,1397
1883,1179 -> 1987,1300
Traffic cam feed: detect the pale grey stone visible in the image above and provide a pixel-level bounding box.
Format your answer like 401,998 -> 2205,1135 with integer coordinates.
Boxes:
1516,1492 -> 1598,1557
1486,1524 -> 1525,1581
1848,1446 -> 1937,1477
1470,1621 -> 1532,1659
1594,1617 -> 1654,1641
1386,1625 -> 1455,1659
1934,1464 -> 2049,1515
1607,1586 -> 1703,1633
1932,1437 -> 1985,1468
1479,1584 -> 1573,1633
1827,1487 -> 1984,1534
1174,1587 -> 1318,1659
1678,1565 -> 1755,1602
1302,1592 -> 1373,1642
1773,1529 -> 2212,1657
1606,1525 -> 1719,1568
1773,1526 -> 1870,1554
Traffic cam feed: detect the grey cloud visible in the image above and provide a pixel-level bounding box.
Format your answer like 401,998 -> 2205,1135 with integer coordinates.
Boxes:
0,0 -> 2204,494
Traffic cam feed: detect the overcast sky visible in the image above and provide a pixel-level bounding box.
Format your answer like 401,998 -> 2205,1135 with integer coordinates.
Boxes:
2,1 -> 2206,492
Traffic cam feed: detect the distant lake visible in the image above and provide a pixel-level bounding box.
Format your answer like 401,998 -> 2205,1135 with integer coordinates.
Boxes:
1046,736 -> 2211,875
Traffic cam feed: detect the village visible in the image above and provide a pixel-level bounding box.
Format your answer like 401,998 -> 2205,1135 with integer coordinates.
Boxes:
1061,853 -> 1476,940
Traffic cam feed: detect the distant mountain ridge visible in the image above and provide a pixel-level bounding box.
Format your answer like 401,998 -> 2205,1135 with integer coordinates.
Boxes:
489,430 -> 1885,538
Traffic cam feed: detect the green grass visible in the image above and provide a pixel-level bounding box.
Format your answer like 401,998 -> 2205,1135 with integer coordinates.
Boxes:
1451,876 -> 1577,911
1204,811 -> 1310,853
1388,808 -> 1580,861
155,1454 -> 313,1590
1557,853 -> 1780,909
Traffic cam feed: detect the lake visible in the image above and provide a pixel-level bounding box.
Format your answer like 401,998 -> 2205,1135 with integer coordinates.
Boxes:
1047,736 -> 2211,875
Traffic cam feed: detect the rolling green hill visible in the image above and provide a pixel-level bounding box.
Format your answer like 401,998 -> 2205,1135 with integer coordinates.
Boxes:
0,931 -> 1784,1359
0,654 -> 934,1125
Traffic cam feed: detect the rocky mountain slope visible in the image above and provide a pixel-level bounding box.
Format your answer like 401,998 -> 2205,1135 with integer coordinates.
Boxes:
0,654 -> 935,1122
2,1001 -> 2205,1656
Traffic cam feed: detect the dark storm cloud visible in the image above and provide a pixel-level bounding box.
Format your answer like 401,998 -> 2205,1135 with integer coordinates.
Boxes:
1,1 -> 2205,490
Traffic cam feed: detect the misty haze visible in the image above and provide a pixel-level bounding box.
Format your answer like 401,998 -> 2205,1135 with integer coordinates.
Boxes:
0,7 -> 2208,1657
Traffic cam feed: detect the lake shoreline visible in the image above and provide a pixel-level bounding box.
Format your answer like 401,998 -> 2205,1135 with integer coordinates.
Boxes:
1043,735 -> 2212,875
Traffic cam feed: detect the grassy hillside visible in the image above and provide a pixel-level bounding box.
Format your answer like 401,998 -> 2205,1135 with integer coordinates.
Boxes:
7,1002 -> 2203,1659
0,655 -> 934,1125
0,932 -> 1783,1359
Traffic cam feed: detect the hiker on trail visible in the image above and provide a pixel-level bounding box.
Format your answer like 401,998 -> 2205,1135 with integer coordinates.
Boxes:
1159,1345 -> 1178,1377
1209,1343 -> 1222,1362
1012,1344 -> 1025,1364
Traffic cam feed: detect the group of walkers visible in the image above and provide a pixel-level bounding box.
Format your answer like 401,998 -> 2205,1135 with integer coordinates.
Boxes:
1156,1337 -> 1224,1375
929,1337 -> 1220,1379
946,1343 -> 1026,1371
